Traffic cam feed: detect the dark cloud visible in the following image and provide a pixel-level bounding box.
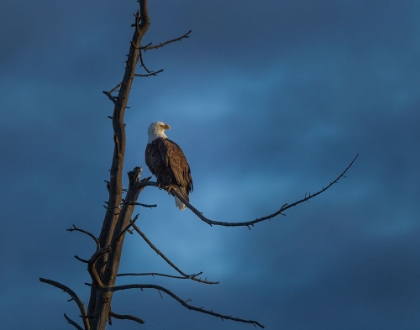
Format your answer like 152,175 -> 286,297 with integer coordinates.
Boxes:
1,0 -> 420,329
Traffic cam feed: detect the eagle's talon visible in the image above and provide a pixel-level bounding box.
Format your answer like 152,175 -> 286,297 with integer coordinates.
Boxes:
164,184 -> 178,195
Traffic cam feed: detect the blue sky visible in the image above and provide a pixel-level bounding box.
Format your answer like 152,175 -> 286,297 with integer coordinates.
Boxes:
1,0 -> 420,329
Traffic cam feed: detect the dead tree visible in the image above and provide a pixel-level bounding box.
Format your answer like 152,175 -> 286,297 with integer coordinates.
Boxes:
39,1 -> 358,329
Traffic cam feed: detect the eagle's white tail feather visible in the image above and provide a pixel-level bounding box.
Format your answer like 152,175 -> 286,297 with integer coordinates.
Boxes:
173,186 -> 186,211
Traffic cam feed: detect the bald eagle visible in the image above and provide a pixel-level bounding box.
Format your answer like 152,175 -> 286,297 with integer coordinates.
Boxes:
145,122 -> 193,210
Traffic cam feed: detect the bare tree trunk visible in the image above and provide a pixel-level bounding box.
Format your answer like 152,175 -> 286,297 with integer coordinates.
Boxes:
87,2 -> 151,329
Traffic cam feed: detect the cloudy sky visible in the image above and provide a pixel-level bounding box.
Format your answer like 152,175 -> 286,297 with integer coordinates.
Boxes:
1,0 -> 420,329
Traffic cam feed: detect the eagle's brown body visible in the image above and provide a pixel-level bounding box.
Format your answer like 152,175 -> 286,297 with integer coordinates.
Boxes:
145,136 -> 193,209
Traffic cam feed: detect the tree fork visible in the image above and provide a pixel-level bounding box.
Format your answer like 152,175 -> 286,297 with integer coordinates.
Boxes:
90,168 -> 147,329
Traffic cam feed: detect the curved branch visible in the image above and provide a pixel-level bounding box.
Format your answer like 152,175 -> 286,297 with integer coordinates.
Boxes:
74,255 -> 89,263
138,49 -> 151,73
106,284 -> 264,328
130,222 -> 218,284
139,154 -> 359,227
39,278 -> 90,330
67,225 -> 100,250
88,246 -> 112,288
64,313 -> 83,330
109,310 -> 145,325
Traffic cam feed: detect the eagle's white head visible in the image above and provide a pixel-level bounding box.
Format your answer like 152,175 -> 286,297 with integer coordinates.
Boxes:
148,121 -> 170,143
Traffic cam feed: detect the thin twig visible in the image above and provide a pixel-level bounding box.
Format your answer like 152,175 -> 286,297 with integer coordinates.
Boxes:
64,313 -> 83,330
114,214 -> 139,243
67,225 -> 100,250
102,81 -> 126,105
107,284 -> 264,328
74,255 -> 88,263
142,30 -> 192,51
109,310 -> 145,325
134,69 -> 164,77
109,82 -> 122,94
130,222 -> 218,285
102,91 -> 117,104
128,201 -> 157,208
117,271 -> 204,281
39,278 -> 90,330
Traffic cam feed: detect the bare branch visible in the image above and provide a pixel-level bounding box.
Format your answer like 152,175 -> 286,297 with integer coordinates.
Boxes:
142,30 -> 192,51
64,313 -> 83,330
130,222 -> 218,285
39,278 -> 90,330
137,181 -> 168,189
117,271 -> 204,281
74,255 -> 89,263
139,154 -> 359,227
102,83 -> 123,104
138,48 -> 151,73
109,310 -> 145,325
113,214 -> 139,243
128,201 -> 157,208
134,69 -> 164,77
102,91 -> 118,104
107,284 -> 264,328
110,82 -> 122,94
67,225 -> 100,250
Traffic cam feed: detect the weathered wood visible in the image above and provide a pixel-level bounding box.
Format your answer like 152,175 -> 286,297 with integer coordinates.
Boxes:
87,2 -> 151,329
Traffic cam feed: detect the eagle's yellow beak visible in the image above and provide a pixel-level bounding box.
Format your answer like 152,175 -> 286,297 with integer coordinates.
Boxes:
163,123 -> 171,129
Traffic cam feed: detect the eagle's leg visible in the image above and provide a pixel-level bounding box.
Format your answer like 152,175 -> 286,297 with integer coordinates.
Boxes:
164,184 -> 178,195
